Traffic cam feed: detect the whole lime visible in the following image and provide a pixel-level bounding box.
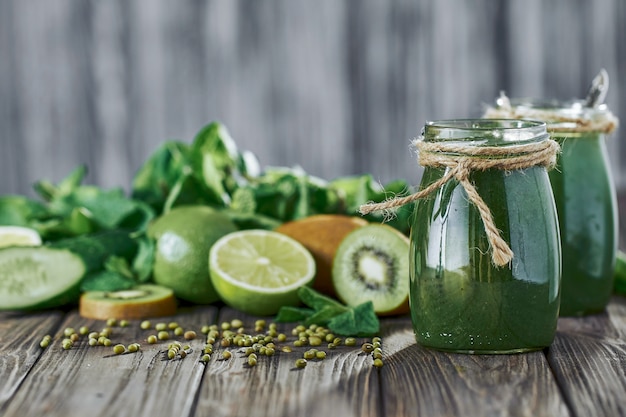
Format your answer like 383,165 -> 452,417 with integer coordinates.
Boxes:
148,206 -> 238,304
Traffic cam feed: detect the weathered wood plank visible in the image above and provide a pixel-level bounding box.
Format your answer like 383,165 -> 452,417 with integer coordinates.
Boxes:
1,307 -> 218,417
2,0 -> 625,196
607,295 -> 626,338
379,317 -> 571,417
546,296 -> 626,417
0,310 -> 65,413
193,307 -> 380,417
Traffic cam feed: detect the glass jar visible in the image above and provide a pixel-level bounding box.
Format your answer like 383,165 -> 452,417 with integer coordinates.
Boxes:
409,119 -> 561,354
486,98 -> 619,316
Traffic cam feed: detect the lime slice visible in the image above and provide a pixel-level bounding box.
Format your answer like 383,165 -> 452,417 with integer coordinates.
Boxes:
0,226 -> 42,248
209,230 -> 316,316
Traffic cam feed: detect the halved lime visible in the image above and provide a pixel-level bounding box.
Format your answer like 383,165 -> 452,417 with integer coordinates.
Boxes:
209,229 -> 315,316
0,226 -> 42,248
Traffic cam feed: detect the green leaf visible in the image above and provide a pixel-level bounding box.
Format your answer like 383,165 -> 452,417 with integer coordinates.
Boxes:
190,122 -> 243,202
276,287 -> 380,337
33,165 -> 87,202
131,236 -> 155,282
233,167 -> 343,223
57,165 -> 88,195
303,305 -> 348,327
65,186 -> 141,229
297,286 -> 346,312
104,256 -> 135,280
275,306 -> 315,322
80,270 -> 136,292
330,174 -> 414,234
132,141 -> 214,213
192,123 -> 240,172
118,201 -> 155,232
0,195 -> 47,227
221,209 -> 282,231
327,301 -> 380,336
131,129 -> 244,215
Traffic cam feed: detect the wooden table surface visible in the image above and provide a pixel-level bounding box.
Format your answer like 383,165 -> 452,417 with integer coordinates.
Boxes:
1,296 -> 625,417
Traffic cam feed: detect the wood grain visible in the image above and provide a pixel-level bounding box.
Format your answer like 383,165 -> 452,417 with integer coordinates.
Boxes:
0,299 -> 626,416
0,310 -> 65,413
379,317 -> 571,417
547,297 -> 626,417
1,307 -> 218,417
193,307 -> 380,417
0,0 -> 624,197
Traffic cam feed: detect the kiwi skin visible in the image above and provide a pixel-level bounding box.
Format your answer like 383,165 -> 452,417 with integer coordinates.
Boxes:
275,214 -> 369,297
332,224 -> 410,316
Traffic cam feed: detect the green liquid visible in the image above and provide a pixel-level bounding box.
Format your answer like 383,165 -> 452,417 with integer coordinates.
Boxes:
549,133 -> 617,316
410,167 -> 561,353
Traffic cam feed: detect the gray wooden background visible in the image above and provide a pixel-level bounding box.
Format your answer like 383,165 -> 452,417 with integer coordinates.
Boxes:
1,0 -> 625,197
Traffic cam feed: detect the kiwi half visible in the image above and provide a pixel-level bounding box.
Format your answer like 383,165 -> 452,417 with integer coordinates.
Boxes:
332,224 -> 410,316
79,284 -> 177,320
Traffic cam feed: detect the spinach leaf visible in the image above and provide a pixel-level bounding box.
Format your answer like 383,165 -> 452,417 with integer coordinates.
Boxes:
131,141 -> 221,213
330,174 -> 414,234
30,166 -> 155,240
0,195 -> 47,227
231,167 -> 343,222
81,270 -> 136,292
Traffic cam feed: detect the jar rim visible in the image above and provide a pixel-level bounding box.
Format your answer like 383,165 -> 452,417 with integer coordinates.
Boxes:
504,97 -> 611,117
422,119 -> 550,146
485,96 -> 619,134
425,118 -> 546,130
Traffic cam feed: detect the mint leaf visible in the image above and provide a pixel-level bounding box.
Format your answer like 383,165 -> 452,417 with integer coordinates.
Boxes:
275,287 -> 380,337
327,301 -> 380,336
303,305 -> 348,327
275,306 -> 314,322
297,286 -> 346,312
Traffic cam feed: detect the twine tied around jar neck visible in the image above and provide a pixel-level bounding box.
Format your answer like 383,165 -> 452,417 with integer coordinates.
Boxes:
484,92 -> 619,134
359,137 -> 561,267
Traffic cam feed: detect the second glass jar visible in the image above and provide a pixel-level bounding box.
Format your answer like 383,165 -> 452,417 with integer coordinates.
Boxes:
486,99 -> 619,316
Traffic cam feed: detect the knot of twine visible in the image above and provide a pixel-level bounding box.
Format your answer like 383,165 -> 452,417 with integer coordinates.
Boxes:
484,92 -> 619,134
359,138 -> 560,266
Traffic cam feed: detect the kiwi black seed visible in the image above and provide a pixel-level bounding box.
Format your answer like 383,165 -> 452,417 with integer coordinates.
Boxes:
350,246 -> 397,291
332,224 -> 410,316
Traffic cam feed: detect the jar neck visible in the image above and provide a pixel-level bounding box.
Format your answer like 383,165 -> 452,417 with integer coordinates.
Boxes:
485,95 -> 618,134
421,119 -> 550,147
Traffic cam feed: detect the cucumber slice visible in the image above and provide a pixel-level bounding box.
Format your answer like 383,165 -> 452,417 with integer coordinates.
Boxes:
0,246 -> 86,310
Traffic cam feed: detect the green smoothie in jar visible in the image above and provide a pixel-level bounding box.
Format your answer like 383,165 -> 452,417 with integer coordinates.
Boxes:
360,120 -> 562,354
409,120 -> 561,353
486,92 -> 619,316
